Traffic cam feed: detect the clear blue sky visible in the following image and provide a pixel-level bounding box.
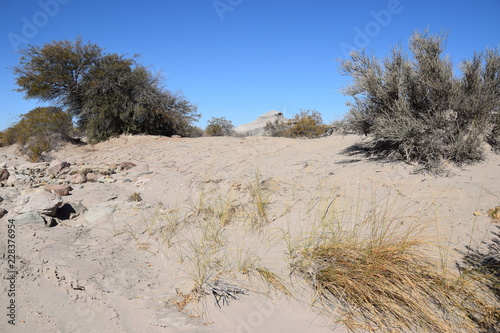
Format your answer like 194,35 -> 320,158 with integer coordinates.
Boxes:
1,0 -> 499,131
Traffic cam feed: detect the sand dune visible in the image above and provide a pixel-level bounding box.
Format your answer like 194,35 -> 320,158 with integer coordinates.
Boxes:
1,134 -> 499,332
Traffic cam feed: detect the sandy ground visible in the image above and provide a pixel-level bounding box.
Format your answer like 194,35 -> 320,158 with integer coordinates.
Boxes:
1,134 -> 499,332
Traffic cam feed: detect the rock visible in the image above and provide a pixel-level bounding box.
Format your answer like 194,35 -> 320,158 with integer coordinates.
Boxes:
0,196 -> 3,203
119,161 -> 137,171
6,173 -> 31,187
70,173 -> 87,184
84,206 -> 115,223
0,168 -> 10,181
13,212 -> 46,225
15,191 -> 63,216
234,110 -> 289,136
0,208 -> 7,219
48,160 -> 70,176
56,201 -> 88,220
86,172 -> 97,182
0,162 -> 6,168
44,184 -> 73,196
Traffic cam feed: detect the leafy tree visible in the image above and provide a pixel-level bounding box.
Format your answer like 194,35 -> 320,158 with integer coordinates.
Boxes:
12,38 -> 200,143
340,31 -> 500,169
205,117 -> 235,136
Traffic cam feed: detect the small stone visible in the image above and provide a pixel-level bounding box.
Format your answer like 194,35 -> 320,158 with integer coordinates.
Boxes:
0,168 -> 10,181
0,208 -> 7,219
86,173 -> 97,182
70,173 -> 87,184
44,184 -> 73,196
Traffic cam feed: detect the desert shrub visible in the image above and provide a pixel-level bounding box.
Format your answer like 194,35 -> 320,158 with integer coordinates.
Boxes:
2,107 -> 73,161
264,118 -> 290,137
289,109 -> 327,138
205,117 -> 235,136
458,225 -> 500,304
13,38 -> 200,143
340,31 -> 500,169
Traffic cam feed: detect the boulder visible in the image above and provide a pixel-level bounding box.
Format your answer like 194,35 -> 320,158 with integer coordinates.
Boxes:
0,208 -> 7,219
44,184 -> 73,196
86,172 -> 97,182
0,168 -> 10,181
15,191 -> 63,216
69,173 -> 87,184
13,212 -> 46,225
0,195 -> 3,203
119,161 -> 137,171
48,160 -> 70,176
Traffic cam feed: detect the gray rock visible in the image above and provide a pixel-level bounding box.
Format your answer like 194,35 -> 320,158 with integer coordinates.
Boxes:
48,160 -> 70,176
13,212 -> 46,225
0,208 -> 7,219
15,191 -> 63,216
84,206 -> 115,223
0,195 -> 3,203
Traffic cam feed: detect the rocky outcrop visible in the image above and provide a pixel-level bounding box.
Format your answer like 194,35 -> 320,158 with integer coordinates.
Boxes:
234,110 -> 288,136
15,191 -> 63,217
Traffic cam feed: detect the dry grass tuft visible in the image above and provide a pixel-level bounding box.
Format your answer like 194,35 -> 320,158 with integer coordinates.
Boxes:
293,235 -> 500,332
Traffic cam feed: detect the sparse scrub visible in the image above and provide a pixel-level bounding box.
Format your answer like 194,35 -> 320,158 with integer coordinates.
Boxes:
1,106 -> 73,161
264,118 -> 290,137
340,30 -> 500,171
204,117 -> 235,136
289,195 -> 500,332
246,172 -> 270,228
458,225 -> 500,303
289,109 -> 327,138
264,109 -> 327,138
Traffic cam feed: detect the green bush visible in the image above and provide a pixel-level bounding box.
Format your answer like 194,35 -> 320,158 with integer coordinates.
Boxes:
205,117 -> 235,136
340,31 -> 500,170
1,107 -> 73,161
289,109 -> 327,138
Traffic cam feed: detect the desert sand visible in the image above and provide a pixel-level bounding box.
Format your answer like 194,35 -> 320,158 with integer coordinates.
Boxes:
1,134 -> 499,332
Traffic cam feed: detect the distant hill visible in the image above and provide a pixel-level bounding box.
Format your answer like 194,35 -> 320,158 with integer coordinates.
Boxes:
234,110 -> 288,136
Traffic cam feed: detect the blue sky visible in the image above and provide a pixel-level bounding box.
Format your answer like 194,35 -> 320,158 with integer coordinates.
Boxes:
1,0 -> 499,131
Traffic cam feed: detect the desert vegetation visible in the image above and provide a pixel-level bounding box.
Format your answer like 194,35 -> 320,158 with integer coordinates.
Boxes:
264,109 -> 328,138
6,37 -> 199,145
339,30 -> 500,171
103,171 -> 500,332
204,117 -> 235,136
0,106 -> 74,161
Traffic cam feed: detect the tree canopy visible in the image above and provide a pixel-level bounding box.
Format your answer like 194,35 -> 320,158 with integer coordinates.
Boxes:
13,37 -> 199,143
